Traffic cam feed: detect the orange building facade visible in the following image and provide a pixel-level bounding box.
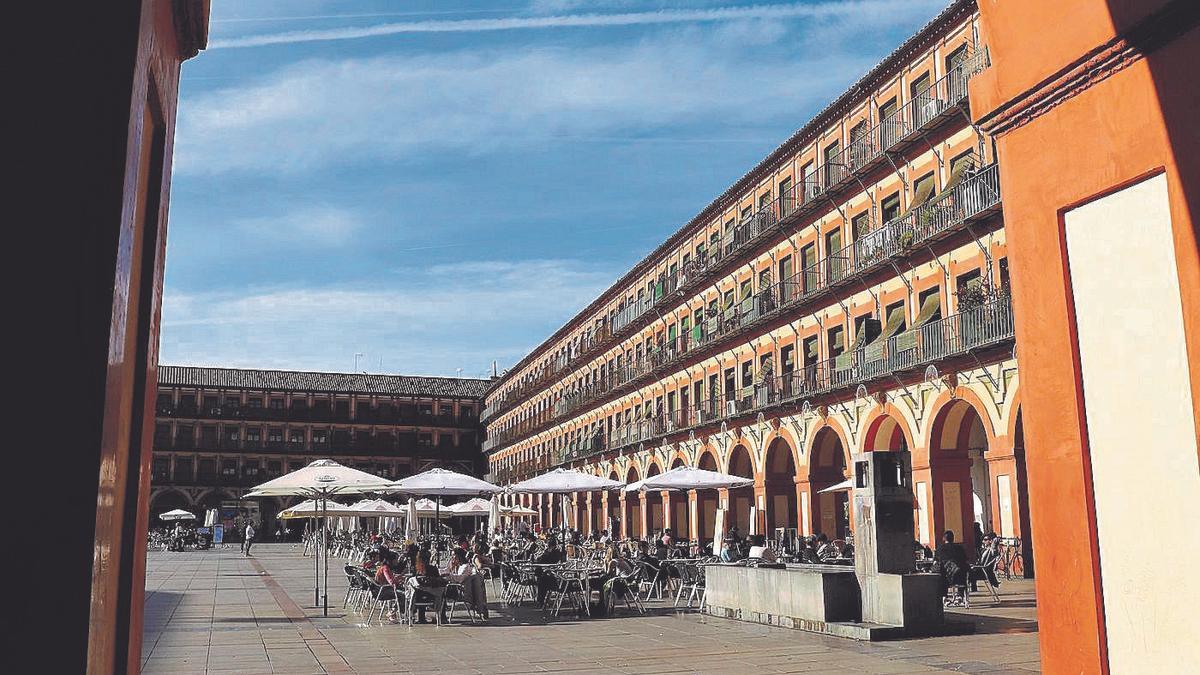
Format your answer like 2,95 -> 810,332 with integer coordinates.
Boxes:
969,0 -> 1199,672
485,0 -> 1031,571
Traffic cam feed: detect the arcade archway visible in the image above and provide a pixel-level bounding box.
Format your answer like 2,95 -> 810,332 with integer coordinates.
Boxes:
726,444 -> 755,535
624,465 -> 642,539
809,427 -> 851,540
670,456 -> 690,540
697,450 -> 720,547
764,437 -> 797,534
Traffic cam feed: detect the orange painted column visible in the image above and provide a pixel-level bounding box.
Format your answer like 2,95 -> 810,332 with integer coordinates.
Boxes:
687,489 -> 700,546
618,493 -> 629,540
660,491 -> 672,533
585,492 -> 594,535
970,2 -> 1200,670
753,482 -> 768,538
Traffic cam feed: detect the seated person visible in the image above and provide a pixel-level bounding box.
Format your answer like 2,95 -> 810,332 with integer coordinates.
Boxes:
634,540 -> 662,572
598,529 -> 612,545
534,537 -> 566,606
815,533 -> 836,560
444,548 -> 489,620
801,536 -> 822,564
969,533 -> 1002,591
411,551 -> 448,624
660,528 -> 675,548
934,530 -> 969,597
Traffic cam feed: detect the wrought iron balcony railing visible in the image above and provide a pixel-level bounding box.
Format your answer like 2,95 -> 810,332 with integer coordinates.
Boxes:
483,52 -> 991,426
484,164 -> 1001,453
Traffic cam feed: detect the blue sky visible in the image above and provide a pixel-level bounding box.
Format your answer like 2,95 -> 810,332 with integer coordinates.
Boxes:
162,0 -> 947,378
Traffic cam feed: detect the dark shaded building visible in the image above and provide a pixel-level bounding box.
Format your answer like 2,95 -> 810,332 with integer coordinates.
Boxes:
150,365 -> 490,535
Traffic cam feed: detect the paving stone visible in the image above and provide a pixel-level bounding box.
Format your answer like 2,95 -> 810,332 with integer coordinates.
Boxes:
142,545 -> 1040,674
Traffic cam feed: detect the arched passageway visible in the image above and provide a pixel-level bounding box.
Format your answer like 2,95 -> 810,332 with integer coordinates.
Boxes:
624,466 -> 642,539
727,445 -> 755,535
928,399 -> 990,553
644,463 -> 664,535
670,456 -> 690,540
809,428 -> 851,540
149,490 -> 192,527
697,451 -> 720,547
764,438 -> 797,534
606,472 -> 622,536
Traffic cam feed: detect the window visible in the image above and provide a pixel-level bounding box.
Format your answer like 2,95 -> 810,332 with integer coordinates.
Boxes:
912,172 -> 936,209
999,257 -> 1011,295
852,211 -> 871,241
911,71 -> 934,125
288,429 -> 305,444
849,120 -> 869,167
224,396 -> 239,407
758,192 -> 771,211
916,286 -> 943,325
781,344 -> 795,373
946,44 -> 970,99
956,268 -> 984,309
778,177 -> 794,215
267,428 -> 283,443
247,397 -> 262,408
152,457 -> 170,480
825,228 -> 845,280
246,428 -> 261,442
203,395 -> 218,410
823,141 -> 840,184
881,192 -> 901,224
419,433 -> 433,446
827,325 -> 846,358
803,335 -> 820,367
175,458 -> 193,482
741,361 -> 754,389
723,369 -> 736,400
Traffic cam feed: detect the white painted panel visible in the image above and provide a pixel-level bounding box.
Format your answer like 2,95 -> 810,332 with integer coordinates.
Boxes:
942,482 -> 963,541
1065,173 -> 1200,672
800,491 -> 811,536
916,482 -> 930,545
997,474 -> 1014,538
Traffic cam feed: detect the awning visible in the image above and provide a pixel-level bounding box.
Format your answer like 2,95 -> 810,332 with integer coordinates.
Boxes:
895,292 -> 942,352
932,155 -> 977,202
818,478 -> 854,493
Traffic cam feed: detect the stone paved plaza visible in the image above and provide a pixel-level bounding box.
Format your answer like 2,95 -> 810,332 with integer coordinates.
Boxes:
142,545 -> 1041,674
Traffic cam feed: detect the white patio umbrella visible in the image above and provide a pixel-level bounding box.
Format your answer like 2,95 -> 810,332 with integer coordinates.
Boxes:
278,499 -> 354,519
502,504 -> 538,517
507,467 -> 624,494
391,468 -> 502,558
817,478 -> 854,493
351,498 -> 406,515
159,509 -> 196,521
560,496 -> 573,531
625,466 -> 755,492
405,498 -> 418,540
447,497 -> 492,515
487,496 -> 502,536
448,497 -> 492,535
247,459 -> 391,616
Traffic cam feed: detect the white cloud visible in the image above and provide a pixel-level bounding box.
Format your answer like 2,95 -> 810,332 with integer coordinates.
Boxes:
160,259 -> 616,375
208,1 -> 941,48
177,33 -> 872,174
233,204 -> 361,245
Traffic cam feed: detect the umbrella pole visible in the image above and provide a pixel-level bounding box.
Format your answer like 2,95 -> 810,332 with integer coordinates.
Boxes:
322,496 -> 329,617
435,497 -> 441,568
312,514 -> 319,607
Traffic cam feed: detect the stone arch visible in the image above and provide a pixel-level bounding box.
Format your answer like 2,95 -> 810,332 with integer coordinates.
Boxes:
808,425 -> 852,540
804,416 -> 852,464
624,464 -> 643,539
725,444 -> 756,535
763,435 -> 798,532
923,387 -> 1000,456
860,402 -> 917,453
697,446 -> 720,471
923,395 -> 997,553
764,425 -> 803,473
644,459 -> 665,534
149,489 -> 193,527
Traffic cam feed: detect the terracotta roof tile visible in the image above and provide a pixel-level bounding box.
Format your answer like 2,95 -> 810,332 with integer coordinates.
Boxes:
158,365 -> 492,399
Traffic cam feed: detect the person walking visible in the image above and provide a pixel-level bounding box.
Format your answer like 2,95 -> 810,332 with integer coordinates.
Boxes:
243,521 -> 256,556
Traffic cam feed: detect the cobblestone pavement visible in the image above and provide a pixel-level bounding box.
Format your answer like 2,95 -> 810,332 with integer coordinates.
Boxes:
142,544 -> 1040,674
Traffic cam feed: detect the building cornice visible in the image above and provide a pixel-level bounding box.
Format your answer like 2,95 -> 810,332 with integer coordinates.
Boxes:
975,0 -> 1199,138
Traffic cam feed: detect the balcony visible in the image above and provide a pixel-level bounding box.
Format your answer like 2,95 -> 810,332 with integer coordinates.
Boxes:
483,52 -> 990,427
580,297 -> 1013,460
485,165 -> 1001,454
